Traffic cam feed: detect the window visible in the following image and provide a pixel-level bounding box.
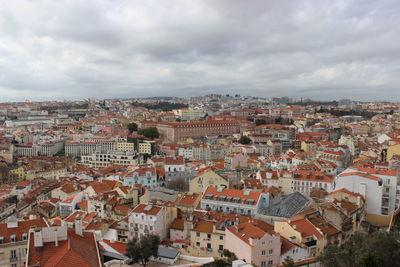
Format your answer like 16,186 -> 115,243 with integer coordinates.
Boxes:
219,235 -> 224,240
196,232 -> 200,237
22,233 -> 28,241
207,234 -> 211,239
0,236 -> 3,244
261,250 -> 266,255
207,243 -> 211,249
10,249 -> 17,258
269,249 -> 273,254
219,245 -> 224,251
268,260 -> 273,266
10,235 -> 16,243
261,262 -> 266,267
196,242 -> 200,247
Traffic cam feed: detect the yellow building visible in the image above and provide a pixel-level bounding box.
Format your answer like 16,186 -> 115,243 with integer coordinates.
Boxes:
387,143 -> 400,161
116,142 -> 135,152
301,140 -> 317,152
8,167 -> 25,181
274,217 -> 324,256
189,170 -> 228,195
189,220 -> 225,257
139,141 -> 153,154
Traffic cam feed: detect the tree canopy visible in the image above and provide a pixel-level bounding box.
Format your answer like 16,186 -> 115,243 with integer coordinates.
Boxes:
319,231 -> 400,267
238,135 -> 251,145
138,127 -> 160,139
127,122 -> 138,133
125,234 -> 160,267
255,119 -> 267,125
131,101 -> 188,111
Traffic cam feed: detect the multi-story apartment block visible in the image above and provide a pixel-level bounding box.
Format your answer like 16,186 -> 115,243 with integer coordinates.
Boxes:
226,221 -> 281,267
116,142 -> 135,152
201,186 -> 269,216
138,141 -> 153,155
157,121 -> 241,141
0,218 -> 47,267
123,167 -> 158,187
189,170 -> 229,194
190,220 -> 225,257
274,217 -> 325,256
292,170 -> 334,195
173,108 -> 204,121
65,139 -> 116,158
128,204 -> 164,240
335,167 -> 400,217
81,151 -> 138,168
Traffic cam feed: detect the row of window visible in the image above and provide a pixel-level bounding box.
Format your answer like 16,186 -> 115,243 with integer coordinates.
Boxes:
0,233 -> 28,244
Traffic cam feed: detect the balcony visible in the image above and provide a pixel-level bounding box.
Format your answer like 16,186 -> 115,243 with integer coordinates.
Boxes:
9,257 -> 18,262
382,194 -> 390,199
206,248 -> 213,252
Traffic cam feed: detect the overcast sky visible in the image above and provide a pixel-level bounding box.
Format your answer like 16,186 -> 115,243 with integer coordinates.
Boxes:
0,0 -> 399,101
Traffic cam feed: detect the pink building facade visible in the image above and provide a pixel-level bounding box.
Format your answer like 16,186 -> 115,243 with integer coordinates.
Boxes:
226,222 -> 281,267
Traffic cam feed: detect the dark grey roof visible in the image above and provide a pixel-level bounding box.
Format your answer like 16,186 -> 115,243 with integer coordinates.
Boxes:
157,247 -> 179,259
259,192 -> 310,218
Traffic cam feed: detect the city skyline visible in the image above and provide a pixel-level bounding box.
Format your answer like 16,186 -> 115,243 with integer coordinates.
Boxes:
1,0 -> 400,101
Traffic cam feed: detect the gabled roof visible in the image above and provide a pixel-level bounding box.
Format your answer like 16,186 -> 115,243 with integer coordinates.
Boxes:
227,221 -> 274,246
176,193 -> 200,207
338,171 -> 380,181
88,182 -> 112,194
27,230 -> 101,267
281,217 -> 324,239
0,218 -> 48,244
131,204 -> 162,216
202,186 -> 262,206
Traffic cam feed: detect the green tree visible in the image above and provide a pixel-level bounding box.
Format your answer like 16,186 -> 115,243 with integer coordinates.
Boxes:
283,256 -> 294,267
223,249 -> 237,263
255,119 -> 267,125
127,122 -> 138,133
238,135 -> 251,144
360,251 -> 379,267
319,231 -> 400,267
125,234 -> 160,267
138,127 -> 160,139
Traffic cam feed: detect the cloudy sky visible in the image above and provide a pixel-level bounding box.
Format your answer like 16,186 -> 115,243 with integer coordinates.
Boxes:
0,0 -> 399,101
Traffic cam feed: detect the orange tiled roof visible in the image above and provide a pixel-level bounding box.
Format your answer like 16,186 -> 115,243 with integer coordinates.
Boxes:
227,221 -> 271,246
0,218 -> 47,244
132,204 -> 162,216
176,193 -> 200,207
27,230 -> 101,267
170,218 -> 184,230
202,187 -> 263,206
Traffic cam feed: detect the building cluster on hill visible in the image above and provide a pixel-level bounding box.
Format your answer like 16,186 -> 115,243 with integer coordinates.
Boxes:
0,96 -> 400,266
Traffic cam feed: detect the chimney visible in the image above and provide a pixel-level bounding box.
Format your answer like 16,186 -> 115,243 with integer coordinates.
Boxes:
249,237 -> 254,245
33,229 -> 43,247
54,228 -> 59,247
75,218 -> 83,236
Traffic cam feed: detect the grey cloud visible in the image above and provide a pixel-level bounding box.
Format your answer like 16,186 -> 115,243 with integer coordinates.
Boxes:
0,0 -> 399,101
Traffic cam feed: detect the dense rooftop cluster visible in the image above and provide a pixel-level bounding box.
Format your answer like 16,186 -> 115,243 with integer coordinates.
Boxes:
0,95 -> 400,266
